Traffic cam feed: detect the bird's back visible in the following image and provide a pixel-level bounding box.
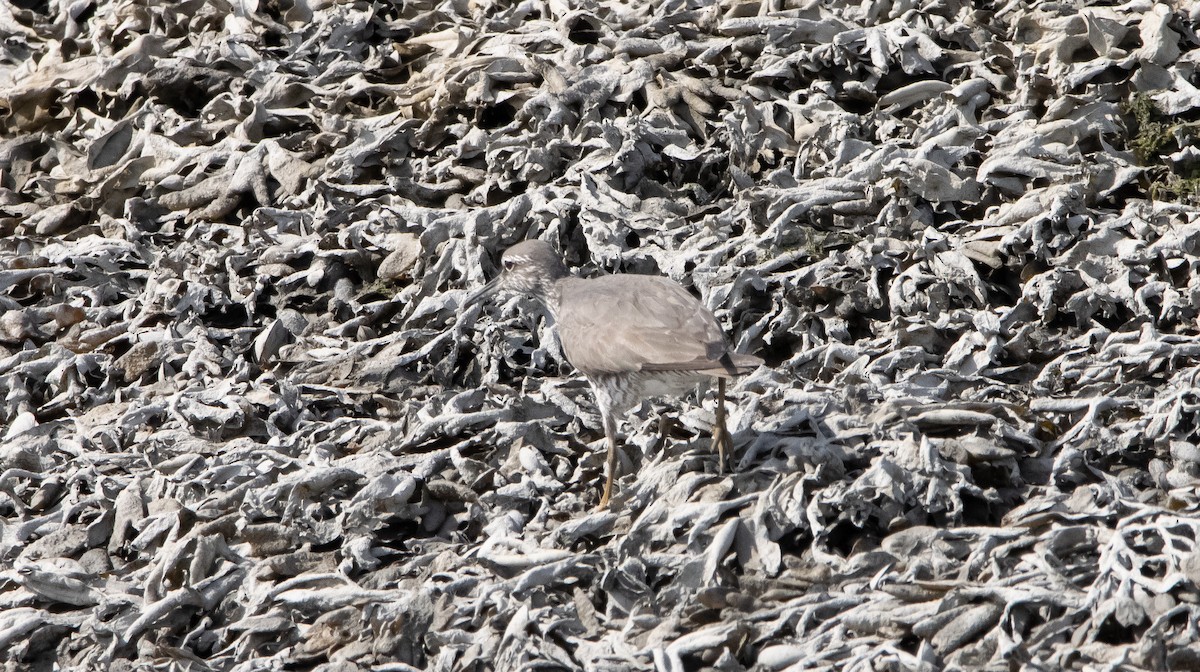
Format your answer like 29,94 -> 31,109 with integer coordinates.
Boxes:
552,274 -> 761,378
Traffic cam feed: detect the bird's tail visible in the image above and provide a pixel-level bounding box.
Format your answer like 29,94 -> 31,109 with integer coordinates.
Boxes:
717,352 -> 763,376
640,352 -> 763,377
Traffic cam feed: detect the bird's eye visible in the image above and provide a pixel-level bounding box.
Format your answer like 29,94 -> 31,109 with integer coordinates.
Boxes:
502,259 -> 515,270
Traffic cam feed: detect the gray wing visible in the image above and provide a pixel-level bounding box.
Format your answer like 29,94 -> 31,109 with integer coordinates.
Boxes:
555,274 -> 749,375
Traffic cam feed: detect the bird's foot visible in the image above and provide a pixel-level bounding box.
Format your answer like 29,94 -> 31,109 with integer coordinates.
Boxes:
711,425 -> 734,475
651,414 -> 680,455
596,450 -> 616,511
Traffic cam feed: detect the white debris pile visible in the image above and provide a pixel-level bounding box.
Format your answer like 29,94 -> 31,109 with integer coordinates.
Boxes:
1,0 -> 1199,670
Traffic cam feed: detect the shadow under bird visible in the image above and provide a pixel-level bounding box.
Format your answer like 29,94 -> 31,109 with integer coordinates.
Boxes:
465,240 -> 762,509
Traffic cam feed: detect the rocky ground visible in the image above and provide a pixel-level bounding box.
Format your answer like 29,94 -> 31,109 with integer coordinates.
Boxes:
2,0 -> 1200,670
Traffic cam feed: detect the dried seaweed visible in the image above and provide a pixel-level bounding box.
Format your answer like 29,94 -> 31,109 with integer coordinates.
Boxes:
2,0 -> 1200,670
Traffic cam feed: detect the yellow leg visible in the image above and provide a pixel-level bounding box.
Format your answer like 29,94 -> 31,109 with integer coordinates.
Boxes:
712,378 -> 732,475
597,414 -> 619,510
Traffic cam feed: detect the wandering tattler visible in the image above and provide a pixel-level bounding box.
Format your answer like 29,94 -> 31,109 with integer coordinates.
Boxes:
466,240 -> 762,509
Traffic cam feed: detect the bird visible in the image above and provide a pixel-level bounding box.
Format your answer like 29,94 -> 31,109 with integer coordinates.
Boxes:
465,239 -> 762,509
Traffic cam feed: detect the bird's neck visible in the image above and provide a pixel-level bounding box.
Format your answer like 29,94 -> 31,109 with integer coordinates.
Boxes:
538,276 -> 568,322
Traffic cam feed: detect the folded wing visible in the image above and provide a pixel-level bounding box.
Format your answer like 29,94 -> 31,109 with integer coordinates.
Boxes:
555,275 -> 761,377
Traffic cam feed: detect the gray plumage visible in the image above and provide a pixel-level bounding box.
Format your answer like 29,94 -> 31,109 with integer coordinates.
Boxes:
466,239 -> 762,508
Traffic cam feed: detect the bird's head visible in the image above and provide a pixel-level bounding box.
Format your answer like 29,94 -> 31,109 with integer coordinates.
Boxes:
465,240 -> 570,307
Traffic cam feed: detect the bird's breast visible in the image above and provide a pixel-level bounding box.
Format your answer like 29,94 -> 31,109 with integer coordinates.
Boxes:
586,370 -> 709,416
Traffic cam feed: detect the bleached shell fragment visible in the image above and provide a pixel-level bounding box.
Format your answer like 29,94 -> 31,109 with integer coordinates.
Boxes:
911,409 -> 997,428
0,608 -> 48,652
480,546 -> 575,572
878,80 -> 954,110
928,603 -> 1002,651
252,318 -> 293,364
702,517 -> 741,583
2,412 -> 37,440
1136,3 -> 1181,66
887,158 -> 980,203
662,621 -> 742,669
756,644 -> 805,669
555,511 -> 617,543
936,436 -> 1018,463
1168,441 -> 1200,465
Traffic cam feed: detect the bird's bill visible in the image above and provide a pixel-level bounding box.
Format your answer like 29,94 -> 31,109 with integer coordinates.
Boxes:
464,277 -> 501,308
